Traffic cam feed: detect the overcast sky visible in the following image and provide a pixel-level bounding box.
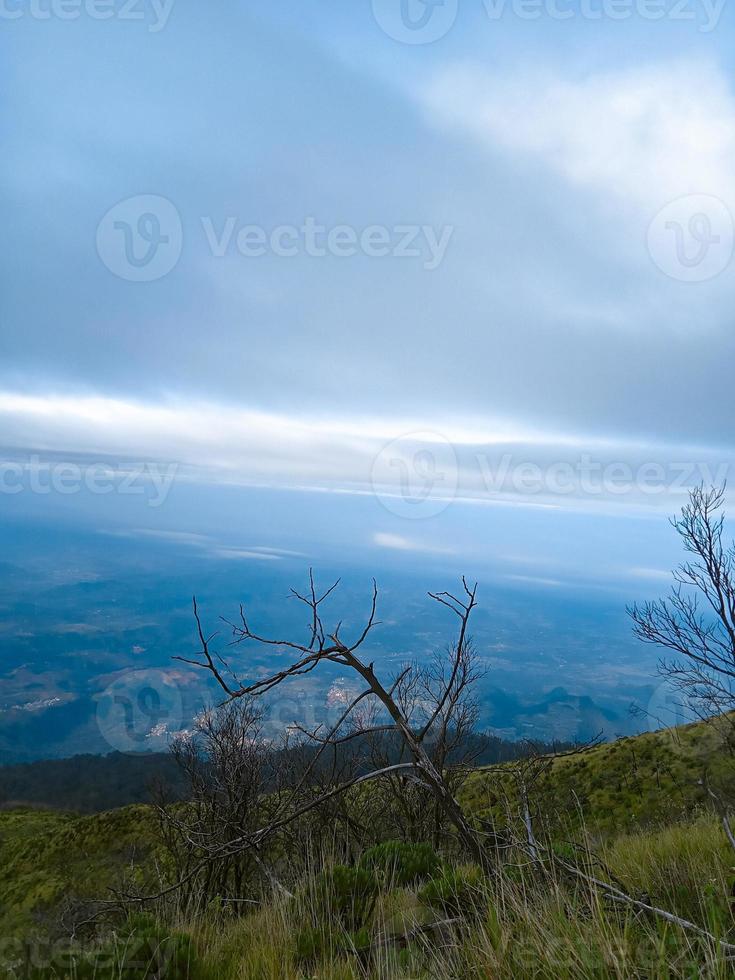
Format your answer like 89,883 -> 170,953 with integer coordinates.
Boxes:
1,0 -> 734,577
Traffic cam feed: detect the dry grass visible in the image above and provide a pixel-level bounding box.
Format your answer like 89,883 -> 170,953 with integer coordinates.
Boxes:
178,813 -> 734,980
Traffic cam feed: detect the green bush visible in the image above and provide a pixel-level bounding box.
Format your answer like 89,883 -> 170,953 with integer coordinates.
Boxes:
294,924 -> 332,966
293,922 -> 371,968
419,865 -> 484,915
19,914 -> 199,979
359,840 -> 440,886
313,865 -> 378,930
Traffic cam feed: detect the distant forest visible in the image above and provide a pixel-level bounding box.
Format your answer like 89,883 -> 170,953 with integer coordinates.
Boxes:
0,733 -> 563,813
0,752 -> 185,813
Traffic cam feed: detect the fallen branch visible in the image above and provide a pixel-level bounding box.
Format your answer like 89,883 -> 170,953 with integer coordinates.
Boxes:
554,854 -> 735,957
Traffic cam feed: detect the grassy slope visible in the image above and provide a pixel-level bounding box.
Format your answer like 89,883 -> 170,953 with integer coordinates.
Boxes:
2,717 -> 735,976
0,805 -> 159,938
461,716 -> 735,834
187,812 -> 734,980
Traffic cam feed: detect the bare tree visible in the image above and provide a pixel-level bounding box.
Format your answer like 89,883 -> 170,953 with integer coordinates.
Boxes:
363,638 -> 486,848
154,694 -> 375,909
173,574 -> 488,869
629,485 -> 735,723
154,698 -> 272,911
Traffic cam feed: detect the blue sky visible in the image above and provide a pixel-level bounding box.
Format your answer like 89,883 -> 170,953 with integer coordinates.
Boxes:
1,0 -> 734,588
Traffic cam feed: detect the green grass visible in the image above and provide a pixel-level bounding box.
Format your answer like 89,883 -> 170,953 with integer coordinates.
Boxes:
180,814 -> 735,979
2,716 -> 735,978
461,716 -> 735,834
0,805 -> 160,939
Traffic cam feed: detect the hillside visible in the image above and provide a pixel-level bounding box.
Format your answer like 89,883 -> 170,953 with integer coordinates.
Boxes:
2,717 -> 734,978
0,805 -> 160,939
462,714 -> 735,834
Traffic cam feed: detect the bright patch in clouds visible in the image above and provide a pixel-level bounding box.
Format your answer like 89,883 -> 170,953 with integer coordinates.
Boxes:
106,528 -> 296,562
505,574 -> 562,588
628,567 -> 672,581
373,532 -> 453,554
0,390 -> 732,514
422,60 -> 735,211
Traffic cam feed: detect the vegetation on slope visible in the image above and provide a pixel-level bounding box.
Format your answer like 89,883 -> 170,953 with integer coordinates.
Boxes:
0,805 -> 160,940
2,715 -> 735,978
462,714 -> 735,835
2,811 -> 733,978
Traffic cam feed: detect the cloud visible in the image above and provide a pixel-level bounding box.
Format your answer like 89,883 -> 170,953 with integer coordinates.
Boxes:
1,390 -> 732,516
504,574 -> 563,588
421,59 -> 735,212
4,15 -> 735,458
211,548 -> 282,561
628,567 -> 672,581
372,532 -> 451,553
105,527 -> 289,562
112,529 -> 212,547
3,10 -> 735,511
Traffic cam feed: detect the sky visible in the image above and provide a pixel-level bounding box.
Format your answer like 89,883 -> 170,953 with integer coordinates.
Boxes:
1,0 -> 734,588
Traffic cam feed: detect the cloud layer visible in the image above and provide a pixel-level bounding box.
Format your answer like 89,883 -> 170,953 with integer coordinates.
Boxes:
2,4 -> 734,538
